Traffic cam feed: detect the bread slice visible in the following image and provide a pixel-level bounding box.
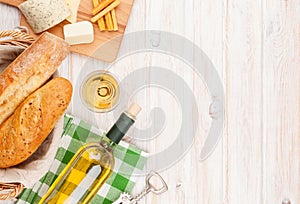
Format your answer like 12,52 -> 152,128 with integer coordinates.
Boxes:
0,32 -> 69,126
0,77 -> 72,168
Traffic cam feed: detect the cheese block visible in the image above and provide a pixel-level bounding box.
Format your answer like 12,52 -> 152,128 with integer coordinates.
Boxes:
63,21 -> 94,45
19,0 -> 71,33
64,0 -> 81,23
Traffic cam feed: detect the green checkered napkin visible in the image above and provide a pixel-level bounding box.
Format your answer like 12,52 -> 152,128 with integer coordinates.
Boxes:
17,114 -> 148,204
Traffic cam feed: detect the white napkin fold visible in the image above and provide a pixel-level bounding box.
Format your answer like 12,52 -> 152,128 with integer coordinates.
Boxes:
0,45 -> 24,72
0,117 -> 63,188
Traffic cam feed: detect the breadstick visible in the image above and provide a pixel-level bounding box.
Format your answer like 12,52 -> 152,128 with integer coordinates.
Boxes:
92,0 -> 115,15
105,12 -> 113,31
111,9 -> 118,31
91,0 -> 120,23
92,0 -> 106,31
98,17 -> 106,31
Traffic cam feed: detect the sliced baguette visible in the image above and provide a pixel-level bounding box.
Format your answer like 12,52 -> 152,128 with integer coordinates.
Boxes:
0,32 -> 69,126
0,77 -> 72,168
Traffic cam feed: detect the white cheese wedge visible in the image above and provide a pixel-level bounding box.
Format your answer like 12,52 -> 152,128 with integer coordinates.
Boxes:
64,0 -> 81,23
63,21 -> 94,45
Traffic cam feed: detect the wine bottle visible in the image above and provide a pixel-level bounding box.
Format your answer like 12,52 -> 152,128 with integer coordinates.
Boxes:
39,103 -> 141,204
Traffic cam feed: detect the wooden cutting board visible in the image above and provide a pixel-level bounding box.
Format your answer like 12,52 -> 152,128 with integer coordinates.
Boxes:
0,0 -> 134,62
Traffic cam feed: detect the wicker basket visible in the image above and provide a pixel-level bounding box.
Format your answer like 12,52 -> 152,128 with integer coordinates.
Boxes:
0,27 -> 34,200
0,26 -> 34,48
0,183 -> 24,200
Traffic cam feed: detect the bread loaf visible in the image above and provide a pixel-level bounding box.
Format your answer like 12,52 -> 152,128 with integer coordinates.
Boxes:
0,77 -> 72,168
0,32 -> 69,126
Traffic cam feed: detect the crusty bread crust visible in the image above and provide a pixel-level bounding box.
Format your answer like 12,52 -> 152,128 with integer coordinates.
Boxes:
0,32 -> 69,126
0,77 -> 72,168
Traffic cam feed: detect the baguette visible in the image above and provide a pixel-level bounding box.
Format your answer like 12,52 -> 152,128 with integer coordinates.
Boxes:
0,77 -> 72,168
0,32 -> 69,126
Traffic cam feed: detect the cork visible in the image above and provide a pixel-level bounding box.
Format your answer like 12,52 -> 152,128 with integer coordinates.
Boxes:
127,103 -> 141,118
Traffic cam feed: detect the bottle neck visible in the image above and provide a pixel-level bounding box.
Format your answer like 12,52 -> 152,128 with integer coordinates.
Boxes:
100,135 -> 117,152
105,112 -> 135,145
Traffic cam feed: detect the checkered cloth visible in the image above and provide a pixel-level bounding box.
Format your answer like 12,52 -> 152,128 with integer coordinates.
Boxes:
17,114 -> 148,204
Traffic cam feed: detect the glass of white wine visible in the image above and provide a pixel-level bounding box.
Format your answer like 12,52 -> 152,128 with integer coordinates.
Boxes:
80,70 -> 120,113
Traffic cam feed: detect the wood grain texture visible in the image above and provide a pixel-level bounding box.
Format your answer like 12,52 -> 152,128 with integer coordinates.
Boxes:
262,0 -> 300,203
0,0 -> 134,62
0,0 -> 300,203
225,0 -> 263,203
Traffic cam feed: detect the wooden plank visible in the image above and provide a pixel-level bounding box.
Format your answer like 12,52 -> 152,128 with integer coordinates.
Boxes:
0,3 -> 21,30
182,0 -> 225,203
225,0 -> 263,203
262,0 -> 300,203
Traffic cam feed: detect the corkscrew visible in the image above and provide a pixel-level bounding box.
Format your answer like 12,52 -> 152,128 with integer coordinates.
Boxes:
113,171 -> 168,204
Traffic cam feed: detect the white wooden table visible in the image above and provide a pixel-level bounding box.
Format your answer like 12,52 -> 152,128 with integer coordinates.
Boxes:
0,0 -> 299,203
